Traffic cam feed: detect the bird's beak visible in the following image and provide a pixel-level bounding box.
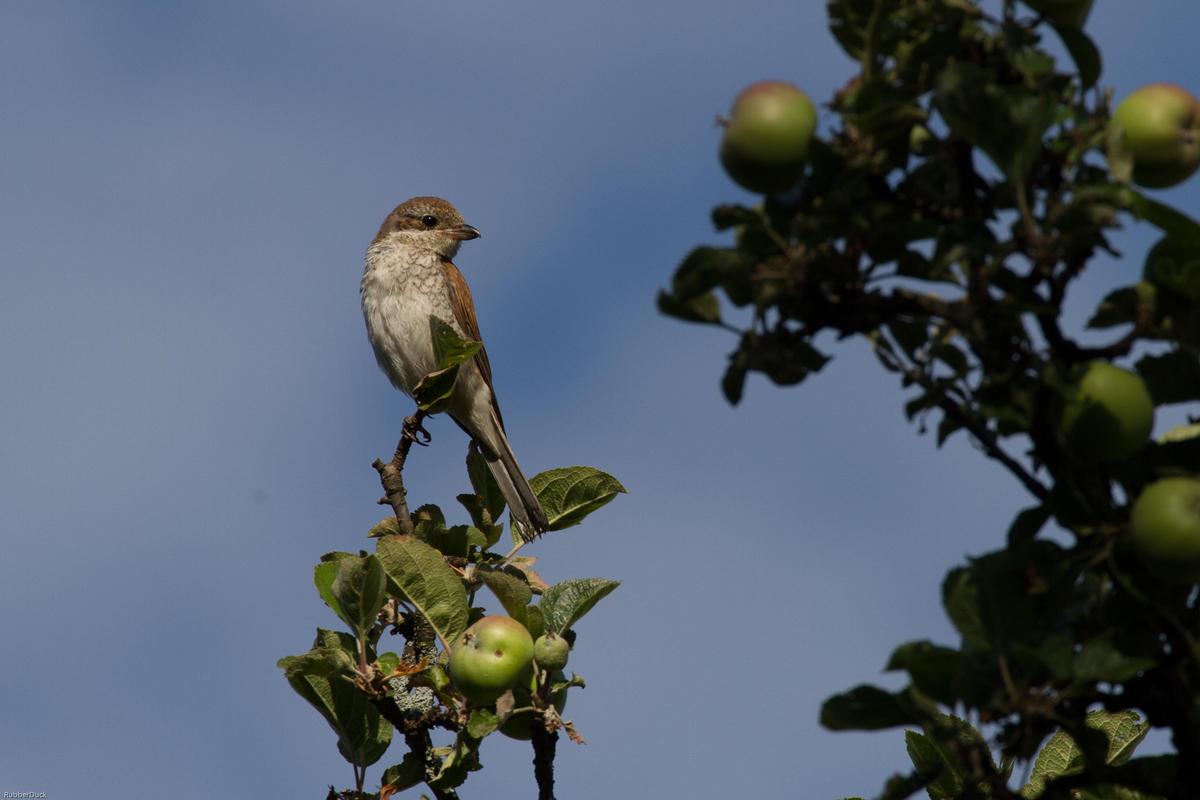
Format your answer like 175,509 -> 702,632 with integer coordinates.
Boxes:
447,223 -> 481,241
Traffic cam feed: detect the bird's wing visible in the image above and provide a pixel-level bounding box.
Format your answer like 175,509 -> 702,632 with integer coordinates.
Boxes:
441,258 -> 505,431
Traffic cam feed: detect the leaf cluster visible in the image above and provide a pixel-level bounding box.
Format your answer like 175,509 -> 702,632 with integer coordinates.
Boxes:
661,1 -> 1200,798
280,325 -> 626,798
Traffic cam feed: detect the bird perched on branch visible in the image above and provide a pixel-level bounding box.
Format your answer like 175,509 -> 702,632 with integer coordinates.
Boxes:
361,196 -> 548,540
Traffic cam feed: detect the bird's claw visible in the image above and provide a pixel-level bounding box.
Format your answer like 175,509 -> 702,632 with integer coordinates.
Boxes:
403,415 -> 432,446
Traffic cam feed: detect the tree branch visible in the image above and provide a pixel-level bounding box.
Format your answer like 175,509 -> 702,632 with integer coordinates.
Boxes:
372,410 -> 430,535
881,332 -> 1049,502
531,725 -> 558,800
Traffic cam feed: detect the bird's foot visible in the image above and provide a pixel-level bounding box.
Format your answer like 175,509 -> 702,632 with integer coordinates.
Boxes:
402,413 -> 432,446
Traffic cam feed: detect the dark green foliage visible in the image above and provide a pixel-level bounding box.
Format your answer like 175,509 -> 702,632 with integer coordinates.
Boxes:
661,1 -> 1200,797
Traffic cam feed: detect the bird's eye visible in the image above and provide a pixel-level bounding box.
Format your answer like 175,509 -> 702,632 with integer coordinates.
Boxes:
421,215 -> 438,228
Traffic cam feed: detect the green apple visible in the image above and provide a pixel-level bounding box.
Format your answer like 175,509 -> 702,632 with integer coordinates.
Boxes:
533,632 -> 570,671
1130,477 -> 1200,583
499,669 -> 569,741
1058,361 -> 1154,461
1110,83 -> 1200,189
448,615 -> 534,705
720,80 -> 817,194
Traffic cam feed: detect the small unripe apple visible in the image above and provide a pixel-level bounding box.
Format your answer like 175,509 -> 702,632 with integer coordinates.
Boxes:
1130,477 -> 1200,584
1058,361 -> 1154,461
720,81 -> 817,194
448,615 -> 534,706
1110,83 -> 1200,189
533,633 -> 570,671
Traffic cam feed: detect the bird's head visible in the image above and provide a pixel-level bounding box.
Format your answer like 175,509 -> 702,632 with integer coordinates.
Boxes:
373,196 -> 481,259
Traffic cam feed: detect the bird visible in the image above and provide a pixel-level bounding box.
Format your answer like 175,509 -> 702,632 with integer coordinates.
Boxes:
361,196 -> 548,540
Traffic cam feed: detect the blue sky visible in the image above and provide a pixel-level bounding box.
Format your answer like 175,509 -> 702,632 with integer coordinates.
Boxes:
1,1 -> 1197,797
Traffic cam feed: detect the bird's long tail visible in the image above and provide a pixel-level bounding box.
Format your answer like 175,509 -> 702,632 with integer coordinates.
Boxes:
484,445 -> 548,542
478,414 -> 548,542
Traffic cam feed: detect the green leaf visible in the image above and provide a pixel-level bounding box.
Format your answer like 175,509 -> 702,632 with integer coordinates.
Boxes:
457,494 -> 504,548
668,246 -> 753,307
941,567 -> 991,651
941,544 -> 1064,654
466,708 -> 500,738
1094,711 -> 1152,766
657,289 -> 723,325
1023,728 -> 1082,799
410,505 -> 483,556
889,318 -> 930,356
711,203 -> 761,230
819,685 -> 923,731
315,560 -> 347,623
935,61 -> 1057,184
375,651 -> 400,675
826,0 -> 877,59
428,730 -> 483,792
1087,286 -> 1139,330
930,343 -> 969,376
1120,189 -> 1200,244
1021,710 -> 1151,798
1137,349 -> 1200,405
935,414 -> 964,448
475,566 -> 533,625
277,645 -> 354,680
430,315 -> 481,369
722,350 -> 750,405
279,646 -> 393,769
524,604 -> 546,639
375,536 -> 469,649
1159,422 -> 1200,444
330,554 -> 388,640
413,317 -> 483,413
540,578 -> 620,634
1008,504 -> 1051,545
530,466 -> 626,532
380,751 -> 425,794
1052,24 -> 1102,89
1073,637 -> 1155,684
314,627 -> 361,658
417,521 -> 482,558
367,517 -> 402,538
759,337 -> 830,386
1143,235 -> 1200,302
413,504 -> 445,526
886,640 -> 969,707
906,730 -> 965,800
466,443 -> 506,524
1023,0 -> 1093,27
906,716 -> 996,799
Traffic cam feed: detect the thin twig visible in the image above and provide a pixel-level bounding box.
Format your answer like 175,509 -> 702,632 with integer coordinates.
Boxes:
880,330 -> 1049,502
372,409 -> 430,535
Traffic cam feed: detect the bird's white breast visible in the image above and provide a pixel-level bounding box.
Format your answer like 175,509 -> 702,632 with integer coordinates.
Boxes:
361,244 -> 455,396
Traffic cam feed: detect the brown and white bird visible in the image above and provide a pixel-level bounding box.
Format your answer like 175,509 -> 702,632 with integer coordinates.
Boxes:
361,196 -> 548,539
